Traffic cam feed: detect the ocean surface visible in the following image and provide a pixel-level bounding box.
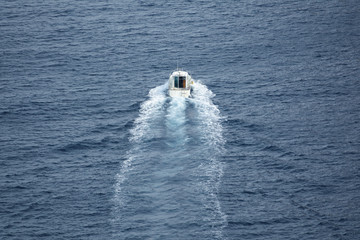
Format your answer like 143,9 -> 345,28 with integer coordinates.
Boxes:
1,0 -> 360,239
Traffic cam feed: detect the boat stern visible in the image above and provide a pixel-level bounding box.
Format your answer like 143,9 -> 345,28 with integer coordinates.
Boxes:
169,89 -> 191,98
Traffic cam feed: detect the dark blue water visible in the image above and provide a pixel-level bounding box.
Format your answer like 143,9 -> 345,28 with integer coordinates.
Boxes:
1,0 -> 359,239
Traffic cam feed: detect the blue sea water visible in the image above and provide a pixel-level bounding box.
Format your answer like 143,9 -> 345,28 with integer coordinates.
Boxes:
1,0 -> 360,239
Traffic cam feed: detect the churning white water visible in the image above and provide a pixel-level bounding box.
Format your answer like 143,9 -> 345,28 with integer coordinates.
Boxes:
113,81 -> 226,239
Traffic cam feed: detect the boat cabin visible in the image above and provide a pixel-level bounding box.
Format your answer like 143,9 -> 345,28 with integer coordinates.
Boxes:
168,70 -> 193,98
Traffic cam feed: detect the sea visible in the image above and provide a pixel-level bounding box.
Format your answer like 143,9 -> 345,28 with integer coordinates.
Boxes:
1,0 -> 359,239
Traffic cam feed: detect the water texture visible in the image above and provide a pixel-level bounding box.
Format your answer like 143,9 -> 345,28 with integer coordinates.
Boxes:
1,0 -> 360,239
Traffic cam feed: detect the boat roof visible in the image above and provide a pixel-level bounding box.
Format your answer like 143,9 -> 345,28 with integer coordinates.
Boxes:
170,70 -> 190,77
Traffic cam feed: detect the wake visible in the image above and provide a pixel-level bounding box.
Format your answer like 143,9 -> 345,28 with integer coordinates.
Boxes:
166,97 -> 187,146
130,83 -> 168,143
113,81 -> 227,239
190,81 -> 227,239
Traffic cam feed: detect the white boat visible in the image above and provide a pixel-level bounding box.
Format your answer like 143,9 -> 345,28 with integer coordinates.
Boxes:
168,70 -> 194,98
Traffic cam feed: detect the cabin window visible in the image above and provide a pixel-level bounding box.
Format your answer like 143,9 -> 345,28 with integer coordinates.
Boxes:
173,75 -> 186,88
174,76 -> 179,88
179,76 -> 186,88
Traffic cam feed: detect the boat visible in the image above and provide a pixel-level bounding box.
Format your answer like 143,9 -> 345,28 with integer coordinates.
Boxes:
168,70 -> 194,98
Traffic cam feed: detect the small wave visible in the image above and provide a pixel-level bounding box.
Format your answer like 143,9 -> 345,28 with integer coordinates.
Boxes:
58,138 -> 106,152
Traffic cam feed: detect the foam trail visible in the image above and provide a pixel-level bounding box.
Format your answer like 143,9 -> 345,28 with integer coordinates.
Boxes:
191,81 -> 224,150
129,83 -> 168,143
165,97 -> 187,146
190,81 -> 227,239
113,81 -> 227,239
114,83 -> 167,206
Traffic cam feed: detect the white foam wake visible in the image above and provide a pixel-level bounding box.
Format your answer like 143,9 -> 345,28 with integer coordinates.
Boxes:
114,83 -> 167,206
190,81 -> 227,239
191,81 -> 225,150
113,81 -> 227,239
165,97 -> 187,146
129,83 -> 167,143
